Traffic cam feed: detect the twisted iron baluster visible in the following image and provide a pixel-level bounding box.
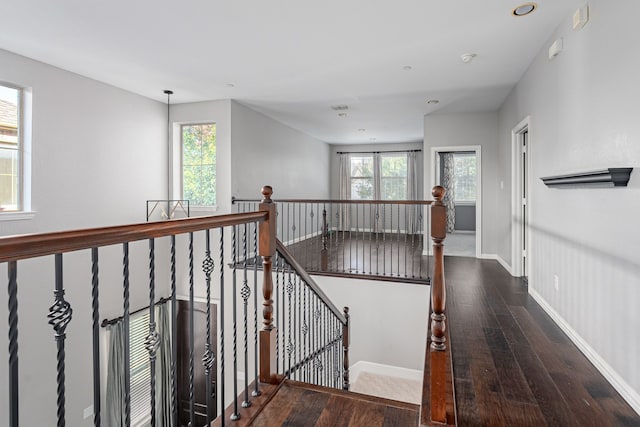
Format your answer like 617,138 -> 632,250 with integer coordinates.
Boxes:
302,284 -> 308,382
91,248 -> 101,427
281,257 -> 286,374
296,275 -> 301,380
8,261 -> 18,427
122,243 -> 131,427
275,252 -> 280,373
241,224 -> 252,408
219,229 -> 226,427
146,239 -> 160,427
231,226 -> 240,420
188,232 -> 195,427
170,235 -> 178,427
286,266 -> 293,378
202,230 -> 215,425
252,222 -> 261,397
48,254 -> 73,427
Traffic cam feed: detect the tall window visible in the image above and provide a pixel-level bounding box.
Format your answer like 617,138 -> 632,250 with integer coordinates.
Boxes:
380,154 -> 407,200
349,153 -> 409,200
453,153 -> 476,203
0,84 -> 20,211
350,155 -> 374,200
182,123 -> 216,207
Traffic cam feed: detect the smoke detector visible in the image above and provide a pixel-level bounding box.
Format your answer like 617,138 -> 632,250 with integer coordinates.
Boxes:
461,53 -> 477,63
331,104 -> 349,111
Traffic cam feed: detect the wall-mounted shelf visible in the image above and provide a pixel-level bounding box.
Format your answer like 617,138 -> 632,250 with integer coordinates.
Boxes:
541,168 -> 633,187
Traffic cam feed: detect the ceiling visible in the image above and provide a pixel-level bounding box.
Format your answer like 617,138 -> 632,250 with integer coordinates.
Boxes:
0,1 -> 581,144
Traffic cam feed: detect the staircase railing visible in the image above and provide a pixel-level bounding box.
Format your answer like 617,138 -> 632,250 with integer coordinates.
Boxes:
233,197 -> 432,283
1,185 -> 349,427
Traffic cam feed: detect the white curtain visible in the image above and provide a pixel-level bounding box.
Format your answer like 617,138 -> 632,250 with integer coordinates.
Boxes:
156,303 -> 172,427
407,151 -> 419,233
338,153 -> 351,230
106,321 -> 126,427
441,152 -> 456,233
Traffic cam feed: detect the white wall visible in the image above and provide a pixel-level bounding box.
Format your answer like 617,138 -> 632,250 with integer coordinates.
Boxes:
497,0 -> 640,412
231,101 -> 330,200
314,275 -> 429,371
0,48 -> 168,425
423,112 -> 499,255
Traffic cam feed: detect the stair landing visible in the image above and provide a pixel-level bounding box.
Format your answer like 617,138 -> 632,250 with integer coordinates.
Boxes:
247,380 -> 419,427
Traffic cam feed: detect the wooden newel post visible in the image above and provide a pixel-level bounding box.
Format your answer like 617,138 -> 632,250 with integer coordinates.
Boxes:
430,185 -> 448,424
342,306 -> 350,391
259,185 -> 278,383
430,186 -> 447,351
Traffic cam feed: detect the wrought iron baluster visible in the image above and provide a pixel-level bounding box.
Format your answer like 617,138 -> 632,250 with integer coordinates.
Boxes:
398,203 -> 401,277
170,236 -> 178,427
421,207 -> 425,281
376,206 -> 380,276
383,205 -> 386,276
202,230 -> 215,424
286,265 -> 293,377
241,224 -> 252,408
90,248 -> 101,427
122,244 -> 131,427
48,254 -> 73,427
188,232 -> 195,426
302,284 -> 308,382
146,239 -> 160,427
218,229 -> 226,427
297,275 -> 301,380
8,261 -> 18,427
412,206 -> 416,278
369,203 -> 373,275
405,204 -> 408,277
390,203 -> 394,276
231,226 -> 240,421
355,203 -> 358,273
252,222 -> 261,397
305,203 -> 308,269
275,252 -> 280,373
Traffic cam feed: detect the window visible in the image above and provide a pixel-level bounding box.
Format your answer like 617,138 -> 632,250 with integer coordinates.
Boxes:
349,153 -> 409,200
130,310 -> 152,427
181,123 -> 216,207
453,153 -> 476,203
350,155 -> 373,200
380,154 -> 407,200
0,84 -> 21,211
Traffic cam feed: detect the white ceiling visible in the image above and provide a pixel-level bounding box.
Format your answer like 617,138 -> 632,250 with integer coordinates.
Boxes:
0,0 -> 581,144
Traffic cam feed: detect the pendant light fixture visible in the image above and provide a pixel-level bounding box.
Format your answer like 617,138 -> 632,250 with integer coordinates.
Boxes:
164,90 -> 173,210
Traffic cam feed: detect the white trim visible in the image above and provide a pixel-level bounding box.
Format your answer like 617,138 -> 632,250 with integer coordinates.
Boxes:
0,211 -> 36,221
349,360 -> 423,386
430,145 -> 482,258
528,288 -> 640,416
511,116 -> 531,277
478,253 -> 514,276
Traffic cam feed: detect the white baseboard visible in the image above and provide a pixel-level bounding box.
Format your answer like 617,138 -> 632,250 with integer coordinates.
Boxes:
478,253 -> 514,276
349,360 -> 423,386
529,288 -> 640,416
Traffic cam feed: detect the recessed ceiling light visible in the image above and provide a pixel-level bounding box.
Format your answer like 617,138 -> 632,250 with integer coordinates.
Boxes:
427,99 -> 440,105
226,83 -> 235,88
402,65 -> 413,71
331,104 -> 349,111
461,53 -> 477,63
513,2 -> 537,16
358,128 -> 366,132
338,113 -> 348,118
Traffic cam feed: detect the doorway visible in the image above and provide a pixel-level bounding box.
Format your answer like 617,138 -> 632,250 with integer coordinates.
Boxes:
511,117 -> 531,279
430,145 -> 482,258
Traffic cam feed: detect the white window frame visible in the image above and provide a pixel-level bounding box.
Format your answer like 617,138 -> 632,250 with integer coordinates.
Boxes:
0,81 -> 33,221
452,152 -> 477,205
380,153 -> 408,201
171,121 -> 217,213
349,154 -> 374,200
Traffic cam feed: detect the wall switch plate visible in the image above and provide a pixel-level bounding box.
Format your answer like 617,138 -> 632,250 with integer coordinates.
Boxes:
554,275 -> 559,291
83,405 -> 93,419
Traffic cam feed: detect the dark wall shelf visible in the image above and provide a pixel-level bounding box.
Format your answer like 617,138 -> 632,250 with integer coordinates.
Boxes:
541,168 -> 633,187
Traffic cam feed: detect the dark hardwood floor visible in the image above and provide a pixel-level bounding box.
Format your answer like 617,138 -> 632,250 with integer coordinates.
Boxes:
249,380 -> 419,427
445,256 -> 640,426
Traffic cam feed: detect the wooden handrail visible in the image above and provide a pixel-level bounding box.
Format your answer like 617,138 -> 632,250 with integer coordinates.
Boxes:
233,196 -> 434,205
275,239 -> 347,324
0,211 -> 267,262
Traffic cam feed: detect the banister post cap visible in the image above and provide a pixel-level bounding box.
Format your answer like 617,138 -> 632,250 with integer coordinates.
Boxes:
261,186 -> 273,203
343,306 -> 349,314
432,185 -> 445,201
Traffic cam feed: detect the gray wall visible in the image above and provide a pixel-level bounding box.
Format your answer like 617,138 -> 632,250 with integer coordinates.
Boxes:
496,0 -> 640,411
0,48 -> 168,426
231,100 -> 330,200
423,111 -> 499,254
454,205 -> 475,231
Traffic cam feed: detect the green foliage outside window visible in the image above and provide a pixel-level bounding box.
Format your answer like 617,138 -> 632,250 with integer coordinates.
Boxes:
349,154 -> 408,200
453,154 -> 476,202
182,123 -> 216,206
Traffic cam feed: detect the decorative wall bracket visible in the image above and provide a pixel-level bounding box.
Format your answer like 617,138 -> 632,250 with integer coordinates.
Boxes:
541,168 -> 633,187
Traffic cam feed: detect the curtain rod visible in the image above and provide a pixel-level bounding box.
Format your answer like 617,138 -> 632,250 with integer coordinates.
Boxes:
101,296 -> 170,327
336,149 -> 422,155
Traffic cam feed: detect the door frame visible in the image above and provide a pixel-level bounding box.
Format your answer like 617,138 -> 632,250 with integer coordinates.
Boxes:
430,145 -> 482,258
511,116 -> 531,278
